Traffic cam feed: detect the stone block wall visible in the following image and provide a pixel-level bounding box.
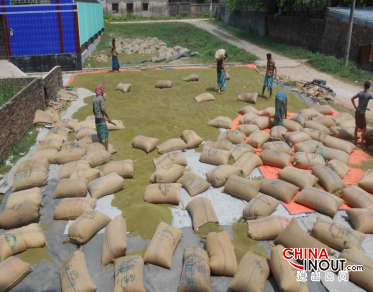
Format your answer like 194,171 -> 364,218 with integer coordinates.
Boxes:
42,66 -> 63,104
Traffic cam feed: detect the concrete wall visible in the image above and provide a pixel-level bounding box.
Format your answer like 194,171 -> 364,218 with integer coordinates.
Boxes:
106,0 -> 169,17
42,66 -> 63,104
169,2 -> 224,17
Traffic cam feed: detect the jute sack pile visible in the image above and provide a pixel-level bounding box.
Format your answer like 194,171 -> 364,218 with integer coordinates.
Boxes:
260,178 -> 299,203
247,215 -> 291,240
337,119 -> 356,128
155,80 -> 173,88
200,148 -> 231,166
302,128 -> 328,142
83,149 -> 111,167
300,108 -> 322,118
43,133 -> 67,143
115,83 -> 132,93
311,165 -> 347,193
338,247 -> 373,291
204,139 -> 233,151
260,107 -> 276,118
231,143 -> 256,161
293,152 -> 326,169
31,149 -> 58,164
294,140 -> 321,153
70,168 -> 101,183
220,130 -> 246,144
310,217 -> 366,251
114,256 -> 145,292
157,138 -> 187,154
236,124 -> 260,137
53,178 -> 88,199
284,131 -> 312,146
230,249 -> 269,292
224,175 -> 262,201
183,74 -> 199,82
194,93 -> 215,103
103,160 -> 135,178
15,158 -> 49,175
215,49 -> 226,61
358,169 -> 373,193
274,218 -> 332,255
304,120 -> 331,134
237,92 -> 257,104
289,114 -> 307,127
177,171 -> 211,196
260,150 -> 292,169
246,130 -> 270,148
238,105 -> 259,115
86,142 -> 117,154
153,151 -> 187,169
6,188 -> 43,208
132,135 -> 159,153
312,104 -> 334,115
76,128 -> 97,140
327,159 -> 350,178
144,183 -> 181,204
239,112 -> 258,124
55,118 -> 78,130
60,249 -> 97,292
50,126 -> 71,137
206,231 -> 237,277
278,167 -> 318,189
341,185 -> 373,208
242,194 -> 279,220
332,112 -> 354,124
270,245 -> 309,292
206,116 -> 232,129
13,169 -> 48,192
102,215 -> 127,266
80,133 -> 100,144
186,198 -> 218,231
233,152 -> 263,177
59,160 -> 90,179
56,148 -> 85,164
205,165 -> 240,187
33,109 -> 53,125
323,135 -> 355,154
316,145 -> 350,165
250,116 -> 272,130
88,173 -> 125,200
287,116 -> 305,130
346,208 -> 373,233
74,121 -> 96,133
144,221 -> 182,269
0,223 -> 47,261
66,210 -> 111,244
149,164 -> 185,183
312,116 -> 336,127
0,203 -> 40,229
294,187 -> 344,217
178,247 -> 212,292
181,130 -> 203,148
330,126 -> 358,140
262,141 -> 294,155
37,139 -> 62,151
54,198 -> 97,220
60,142 -> 85,153
0,256 -> 31,292
271,125 -> 288,141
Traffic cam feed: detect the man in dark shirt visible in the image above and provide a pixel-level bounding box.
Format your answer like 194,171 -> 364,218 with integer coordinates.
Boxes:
351,81 -> 373,145
261,53 -> 277,99
93,84 -> 112,151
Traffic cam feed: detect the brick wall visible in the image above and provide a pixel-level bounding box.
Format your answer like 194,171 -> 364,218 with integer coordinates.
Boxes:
42,66 -> 63,103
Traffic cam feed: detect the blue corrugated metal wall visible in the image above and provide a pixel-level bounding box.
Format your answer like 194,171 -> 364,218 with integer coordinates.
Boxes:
77,1 -> 103,47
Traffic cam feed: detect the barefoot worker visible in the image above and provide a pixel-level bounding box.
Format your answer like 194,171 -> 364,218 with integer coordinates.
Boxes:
351,81 -> 373,145
273,92 -> 288,126
261,53 -> 277,99
93,84 -> 112,151
217,52 -> 228,94
109,38 -> 120,72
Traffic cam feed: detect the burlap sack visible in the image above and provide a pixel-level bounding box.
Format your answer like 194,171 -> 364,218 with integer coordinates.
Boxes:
31,149 -> 58,164
260,178 -> 299,203
224,175 -> 262,201
102,215 -> 127,266
157,138 -> 187,154
300,108 -> 322,118
88,173 -> 125,200
262,141 -> 294,155
70,168 -> 101,183
260,107 -> 276,118
312,104 -> 334,115
247,215 -> 291,240
293,152 -> 326,169
358,169 -> 373,193
186,198 -> 219,231
182,130 -> 203,148
332,112 -> 354,124
284,131 -> 312,146
114,256 -> 145,292
12,169 -> 48,192
76,128 -> 97,140
83,149 -> 111,167
225,72 -> 231,80
132,135 -> 159,153
5,188 -> 43,209
74,121 -> 96,133
149,164 -> 185,183
346,208 -> 373,233
144,221 -> 182,268
33,109 -> 53,125
313,116 -> 336,128
311,165 -> 347,193
311,217 -> 366,251
153,151 -> 187,169
250,116 -> 272,130
270,245 -> 309,292
206,231 -> 237,276
155,80 -> 172,88
59,160 -> 91,180
0,256 -> 31,292
294,186 -> 344,216
115,83 -> 132,93
177,171 -> 211,196
233,152 -> 263,176
60,250 -> 97,292
290,113 -> 307,127
144,183 -> 181,204
339,247 -> 373,291
323,135 -> 355,154
260,150 -> 292,168
206,116 -> 232,129
330,126 -> 358,140
327,159 -> 350,178
37,138 -> 62,151
183,74 -> 199,82
44,133 -> 67,143
103,160 -> 135,178
295,140 -> 321,153
246,130 -> 270,148
278,167 -> 318,189
54,197 -> 97,220
274,218 -> 332,255
86,142 -> 117,154
302,128 -> 328,142
284,118 -> 304,131
304,120 -> 331,134
238,105 -> 259,115
220,130 -> 246,144
200,148 -> 231,166
56,148 -> 86,164
55,118 -> 78,130
178,247 -> 212,292
53,178 -> 88,199
239,112 -> 258,124
80,133 -> 100,144
50,126 -> 71,137
242,194 -> 279,220
0,203 -> 40,229
215,48 -> 226,61
15,158 -> 49,175
231,143 -> 256,161
194,93 -> 215,103
237,92 -> 257,104
60,142 -> 85,154
271,125 -> 288,141
204,139 -> 233,151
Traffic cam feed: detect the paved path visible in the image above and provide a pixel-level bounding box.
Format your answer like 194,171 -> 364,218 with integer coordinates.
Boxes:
0,60 -> 26,78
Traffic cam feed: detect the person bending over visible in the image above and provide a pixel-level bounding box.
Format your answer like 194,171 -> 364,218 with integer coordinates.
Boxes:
273,92 -> 288,126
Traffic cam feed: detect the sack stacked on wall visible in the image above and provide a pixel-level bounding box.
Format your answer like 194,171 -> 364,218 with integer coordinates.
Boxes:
103,160 -> 135,178
242,194 -> 279,220
33,109 -> 53,125
114,256 -> 145,292
13,169 -> 48,192
53,178 -> 88,199
144,183 -> 181,204
186,197 -> 219,231
88,173 -> 125,200
102,215 -> 127,266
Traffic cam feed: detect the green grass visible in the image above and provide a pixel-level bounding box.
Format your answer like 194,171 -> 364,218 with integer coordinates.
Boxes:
0,79 -> 28,107
104,12 -> 209,22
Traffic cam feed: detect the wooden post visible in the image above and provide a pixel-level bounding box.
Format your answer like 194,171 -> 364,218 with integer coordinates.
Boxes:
344,0 -> 356,67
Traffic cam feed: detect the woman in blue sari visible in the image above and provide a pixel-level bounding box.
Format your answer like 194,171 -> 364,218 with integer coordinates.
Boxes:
273,92 -> 288,126
217,52 -> 228,94
109,38 -> 120,72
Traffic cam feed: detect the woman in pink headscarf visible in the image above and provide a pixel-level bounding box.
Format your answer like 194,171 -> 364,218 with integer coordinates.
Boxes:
92,84 -> 112,151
